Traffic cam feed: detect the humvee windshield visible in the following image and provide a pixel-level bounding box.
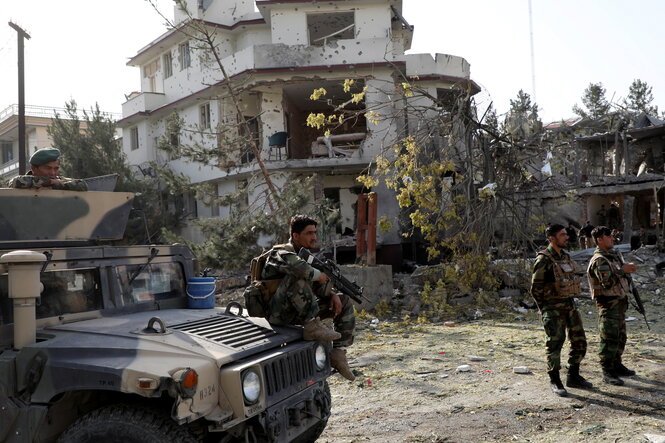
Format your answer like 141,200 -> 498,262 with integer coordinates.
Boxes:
116,263 -> 185,304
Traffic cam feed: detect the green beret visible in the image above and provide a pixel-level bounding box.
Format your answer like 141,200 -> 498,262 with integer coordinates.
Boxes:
29,148 -> 61,166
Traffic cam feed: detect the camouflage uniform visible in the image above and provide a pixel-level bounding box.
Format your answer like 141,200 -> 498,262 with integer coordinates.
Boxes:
587,248 -> 630,370
261,241 -> 355,347
9,172 -> 88,191
531,245 -> 587,371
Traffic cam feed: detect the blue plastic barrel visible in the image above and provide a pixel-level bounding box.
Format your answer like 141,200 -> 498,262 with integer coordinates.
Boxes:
186,277 -> 216,309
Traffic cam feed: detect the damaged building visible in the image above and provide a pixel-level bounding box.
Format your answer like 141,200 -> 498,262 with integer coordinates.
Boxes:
536,114 -> 665,247
118,0 -> 478,268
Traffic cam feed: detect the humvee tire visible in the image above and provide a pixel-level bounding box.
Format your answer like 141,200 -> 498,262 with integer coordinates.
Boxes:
293,381 -> 332,443
57,404 -> 199,443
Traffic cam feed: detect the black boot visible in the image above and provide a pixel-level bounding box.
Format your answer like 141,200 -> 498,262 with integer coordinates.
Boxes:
566,365 -> 593,389
614,360 -> 636,376
548,370 -> 568,397
602,367 -> 624,386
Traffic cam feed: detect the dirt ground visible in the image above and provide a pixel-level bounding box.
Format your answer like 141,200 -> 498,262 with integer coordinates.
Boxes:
318,297 -> 665,443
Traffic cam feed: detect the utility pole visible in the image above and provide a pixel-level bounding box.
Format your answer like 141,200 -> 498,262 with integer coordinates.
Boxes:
527,0 -> 536,103
8,22 -> 31,175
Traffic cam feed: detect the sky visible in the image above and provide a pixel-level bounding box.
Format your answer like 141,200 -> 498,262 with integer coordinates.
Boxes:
1,0 -> 664,123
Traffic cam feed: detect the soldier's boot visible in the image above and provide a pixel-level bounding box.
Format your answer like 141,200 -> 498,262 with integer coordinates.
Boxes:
613,359 -> 636,376
566,365 -> 593,389
303,317 -> 341,341
547,370 -> 568,397
330,348 -> 355,381
602,367 -> 624,386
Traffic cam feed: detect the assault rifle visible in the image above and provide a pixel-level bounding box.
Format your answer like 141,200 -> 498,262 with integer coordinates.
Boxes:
618,252 -> 650,330
298,248 -> 369,304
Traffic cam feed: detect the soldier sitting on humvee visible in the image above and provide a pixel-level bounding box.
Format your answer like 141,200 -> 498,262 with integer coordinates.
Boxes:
259,215 -> 357,381
9,148 -> 87,191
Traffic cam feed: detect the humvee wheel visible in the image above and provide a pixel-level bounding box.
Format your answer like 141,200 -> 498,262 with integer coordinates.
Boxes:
293,381 -> 332,443
57,404 -> 199,443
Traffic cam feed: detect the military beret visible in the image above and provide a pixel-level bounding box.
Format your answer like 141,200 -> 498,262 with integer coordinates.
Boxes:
29,148 -> 61,166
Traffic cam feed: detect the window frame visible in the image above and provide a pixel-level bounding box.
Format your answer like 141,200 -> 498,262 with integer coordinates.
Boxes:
130,127 -> 139,151
200,102 -> 211,129
179,41 -> 191,70
163,51 -> 173,78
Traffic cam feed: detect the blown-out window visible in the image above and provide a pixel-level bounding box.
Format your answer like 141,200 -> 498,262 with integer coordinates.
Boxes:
179,41 -> 191,70
307,12 -> 355,46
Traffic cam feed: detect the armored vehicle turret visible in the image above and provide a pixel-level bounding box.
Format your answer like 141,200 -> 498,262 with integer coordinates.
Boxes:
0,188 -> 332,442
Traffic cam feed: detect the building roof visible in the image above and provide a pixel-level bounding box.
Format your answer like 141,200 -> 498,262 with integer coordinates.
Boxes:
127,17 -> 267,66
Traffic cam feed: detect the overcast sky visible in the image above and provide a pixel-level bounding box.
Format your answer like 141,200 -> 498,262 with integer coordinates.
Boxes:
2,0 -> 664,123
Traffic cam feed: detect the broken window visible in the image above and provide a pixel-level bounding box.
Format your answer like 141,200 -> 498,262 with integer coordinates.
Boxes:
130,127 -> 139,151
179,41 -> 191,70
163,51 -> 173,78
307,12 -> 355,46
143,58 -> 160,92
240,116 -> 260,164
1,141 -> 13,164
200,102 -> 211,129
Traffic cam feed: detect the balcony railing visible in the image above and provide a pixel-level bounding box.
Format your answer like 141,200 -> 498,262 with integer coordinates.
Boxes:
0,104 -> 121,123
0,159 -> 18,177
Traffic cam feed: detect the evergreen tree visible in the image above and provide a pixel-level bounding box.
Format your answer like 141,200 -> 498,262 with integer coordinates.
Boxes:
623,79 -> 658,115
503,90 -> 541,140
573,82 -> 610,120
48,100 -> 133,185
47,100 -> 175,244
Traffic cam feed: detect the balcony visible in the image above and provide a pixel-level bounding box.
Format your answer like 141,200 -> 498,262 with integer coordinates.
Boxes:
223,39 -> 399,75
122,92 -> 167,118
405,53 -> 471,80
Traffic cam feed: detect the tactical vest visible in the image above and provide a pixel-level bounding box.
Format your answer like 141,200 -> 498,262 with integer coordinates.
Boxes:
537,249 -> 581,299
244,244 -> 293,317
586,253 -> 629,299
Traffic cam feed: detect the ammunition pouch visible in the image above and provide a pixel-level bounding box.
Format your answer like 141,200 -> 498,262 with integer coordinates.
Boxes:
553,278 -> 581,298
243,279 -> 282,317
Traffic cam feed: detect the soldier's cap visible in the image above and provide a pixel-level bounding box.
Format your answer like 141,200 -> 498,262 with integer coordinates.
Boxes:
29,148 -> 61,166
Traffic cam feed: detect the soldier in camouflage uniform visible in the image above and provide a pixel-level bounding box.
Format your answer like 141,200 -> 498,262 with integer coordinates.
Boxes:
261,215 -> 356,381
531,224 -> 592,397
587,226 -> 637,386
8,148 -> 87,191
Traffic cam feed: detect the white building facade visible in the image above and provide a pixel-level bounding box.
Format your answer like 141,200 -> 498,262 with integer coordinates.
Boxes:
119,0 -> 478,268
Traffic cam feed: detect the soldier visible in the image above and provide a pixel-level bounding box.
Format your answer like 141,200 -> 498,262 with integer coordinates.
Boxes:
261,214 -> 356,381
8,148 -> 87,191
579,220 -> 595,250
531,224 -> 592,397
587,226 -> 637,386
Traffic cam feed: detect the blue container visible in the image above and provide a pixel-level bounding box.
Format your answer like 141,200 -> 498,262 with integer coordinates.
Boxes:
187,277 -> 216,309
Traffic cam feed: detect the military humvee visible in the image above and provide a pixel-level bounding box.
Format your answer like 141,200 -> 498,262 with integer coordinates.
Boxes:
0,188 -> 332,442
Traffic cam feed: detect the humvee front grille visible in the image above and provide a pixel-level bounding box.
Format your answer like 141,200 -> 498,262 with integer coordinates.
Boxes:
263,347 -> 315,396
170,315 -> 277,349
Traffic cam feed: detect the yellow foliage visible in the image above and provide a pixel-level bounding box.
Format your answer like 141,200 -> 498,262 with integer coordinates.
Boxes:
373,299 -> 392,317
351,86 -> 368,104
310,88 -> 327,100
364,111 -> 381,125
306,113 -> 326,129
343,79 -> 355,93
401,82 -> 413,97
356,174 -> 379,188
378,216 -> 393,233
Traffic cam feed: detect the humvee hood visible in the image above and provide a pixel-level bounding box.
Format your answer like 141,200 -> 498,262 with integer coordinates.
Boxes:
41,309 -> 302,365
